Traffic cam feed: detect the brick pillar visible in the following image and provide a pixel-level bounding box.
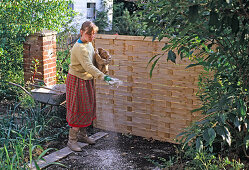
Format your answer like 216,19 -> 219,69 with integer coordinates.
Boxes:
23,30 -> 57,86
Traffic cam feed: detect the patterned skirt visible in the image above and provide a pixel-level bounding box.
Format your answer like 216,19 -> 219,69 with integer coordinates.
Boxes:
66,74 -> 96,127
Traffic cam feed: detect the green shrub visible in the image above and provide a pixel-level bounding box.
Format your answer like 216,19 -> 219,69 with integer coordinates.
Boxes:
95,10 -> 109,33
0,0 -> 75,100
56,15 -> 79,84
112,0 -> 153,36
0,101 -> 68,169
139,0 -> 249,168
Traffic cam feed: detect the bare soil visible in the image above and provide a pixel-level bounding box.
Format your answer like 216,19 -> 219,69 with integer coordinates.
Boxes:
45,127 -> 176,170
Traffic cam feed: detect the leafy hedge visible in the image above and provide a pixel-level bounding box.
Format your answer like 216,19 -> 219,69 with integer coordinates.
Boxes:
112,0 -> 154,36
0,0 -> 75,100
139,0 -> 249,167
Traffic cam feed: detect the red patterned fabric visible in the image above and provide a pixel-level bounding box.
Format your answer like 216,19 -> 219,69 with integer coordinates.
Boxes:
66,74 -> 96,127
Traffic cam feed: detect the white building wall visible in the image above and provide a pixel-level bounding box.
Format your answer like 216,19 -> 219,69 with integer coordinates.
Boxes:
71,0 -> 113,32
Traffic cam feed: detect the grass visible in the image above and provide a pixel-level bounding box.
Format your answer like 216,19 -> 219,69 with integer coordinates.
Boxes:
0,100 -> 68,169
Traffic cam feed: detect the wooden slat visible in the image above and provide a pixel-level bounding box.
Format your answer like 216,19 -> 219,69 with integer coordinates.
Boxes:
94,34 -> 203,142
29,132 -> 108,170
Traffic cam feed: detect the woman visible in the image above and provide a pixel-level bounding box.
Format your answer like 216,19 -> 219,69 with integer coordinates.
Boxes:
66,21 -> 112,152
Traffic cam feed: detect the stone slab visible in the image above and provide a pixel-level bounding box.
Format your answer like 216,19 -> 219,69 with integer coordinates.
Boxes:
29,132 -> 108,170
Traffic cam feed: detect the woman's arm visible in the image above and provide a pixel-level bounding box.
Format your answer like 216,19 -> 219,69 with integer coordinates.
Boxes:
76,46 -> 105,80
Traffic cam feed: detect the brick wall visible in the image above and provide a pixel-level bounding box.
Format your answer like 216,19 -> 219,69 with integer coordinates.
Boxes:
23,30 -> 57,86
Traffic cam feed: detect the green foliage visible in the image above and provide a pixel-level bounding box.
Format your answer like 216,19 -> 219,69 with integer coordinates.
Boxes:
56,14 -> 79,84
0,101 -> 68,169
150,145 -> 244,169
0,0 -> 75,100
147,156 -> 176,169
56,49 -> 71,84
113,9 -> 145,35
139,0 -> 249,165
94,0 -> 110,33
193,152 -> 244,170
113,0 -> 153,36
0,2 -> 74,167
0,130 -> 64,169
114,0 -> 139,16
95,10 -> 109,33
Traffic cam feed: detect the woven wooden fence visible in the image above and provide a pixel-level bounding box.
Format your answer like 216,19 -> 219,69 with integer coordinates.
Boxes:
93,34 -> 203,143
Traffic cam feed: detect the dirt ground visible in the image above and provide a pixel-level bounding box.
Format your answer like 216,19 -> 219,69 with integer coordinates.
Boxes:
0,100 -> 177,169
3,101 -> 248,169
45,127 -> 176,170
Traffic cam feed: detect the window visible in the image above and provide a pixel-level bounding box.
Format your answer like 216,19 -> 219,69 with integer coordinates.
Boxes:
87,3 -> 96,20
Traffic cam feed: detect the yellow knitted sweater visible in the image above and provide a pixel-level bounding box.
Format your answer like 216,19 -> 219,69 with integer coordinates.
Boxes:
68,41 -> 105,80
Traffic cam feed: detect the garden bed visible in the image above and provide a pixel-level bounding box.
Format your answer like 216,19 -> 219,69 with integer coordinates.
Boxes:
0,101 -> 177,169
1,101 -> 249,169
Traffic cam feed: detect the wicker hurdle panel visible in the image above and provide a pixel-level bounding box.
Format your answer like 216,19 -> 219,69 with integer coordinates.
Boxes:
93,34 -> 202,143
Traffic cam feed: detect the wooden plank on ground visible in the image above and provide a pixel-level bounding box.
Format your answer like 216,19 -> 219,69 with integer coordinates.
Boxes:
29,132 -> 108,170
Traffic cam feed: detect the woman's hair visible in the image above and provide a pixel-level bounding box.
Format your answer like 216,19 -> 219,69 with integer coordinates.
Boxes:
80,21 -> 99,34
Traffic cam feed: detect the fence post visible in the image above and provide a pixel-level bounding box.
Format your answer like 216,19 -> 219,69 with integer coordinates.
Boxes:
23,30 -> 57,86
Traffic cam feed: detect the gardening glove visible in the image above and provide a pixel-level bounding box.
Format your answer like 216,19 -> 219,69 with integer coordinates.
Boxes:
104,75 -> 122,88
104,75 -> 113,82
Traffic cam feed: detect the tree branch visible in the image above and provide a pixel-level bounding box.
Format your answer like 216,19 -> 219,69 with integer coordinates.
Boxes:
238,0 -> 249,19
